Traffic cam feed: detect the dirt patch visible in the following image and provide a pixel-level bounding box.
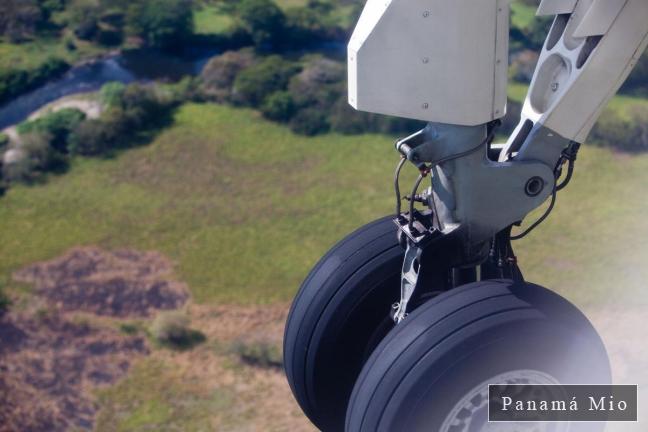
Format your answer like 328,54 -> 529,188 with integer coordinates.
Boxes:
14,247 -> 189,317
0,311 -> 148,432
103,303 -> 317,432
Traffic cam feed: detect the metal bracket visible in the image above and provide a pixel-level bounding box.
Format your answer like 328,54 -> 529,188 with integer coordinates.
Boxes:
393,242 -> 422,324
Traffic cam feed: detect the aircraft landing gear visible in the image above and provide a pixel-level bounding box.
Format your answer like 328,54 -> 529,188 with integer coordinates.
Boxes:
284,219 -> 610,432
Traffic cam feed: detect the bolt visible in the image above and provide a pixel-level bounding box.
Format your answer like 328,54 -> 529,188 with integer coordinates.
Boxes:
422,11 -> 429,17
551,82 -> 559,92
422,57 -> 429,64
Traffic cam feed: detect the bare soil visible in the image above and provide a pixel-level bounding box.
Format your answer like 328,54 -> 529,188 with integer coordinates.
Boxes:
1,246 -> 192,432
0,312 -> 148,432
14,246 -> 189,317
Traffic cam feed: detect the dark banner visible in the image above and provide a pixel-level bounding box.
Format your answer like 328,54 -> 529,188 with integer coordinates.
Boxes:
488,384 -> 638,422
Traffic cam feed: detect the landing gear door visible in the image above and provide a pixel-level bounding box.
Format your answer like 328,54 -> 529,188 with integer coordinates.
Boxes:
348,0 -> 510,126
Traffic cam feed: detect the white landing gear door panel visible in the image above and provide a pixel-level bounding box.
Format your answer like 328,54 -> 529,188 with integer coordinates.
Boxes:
348,0 -> 511,126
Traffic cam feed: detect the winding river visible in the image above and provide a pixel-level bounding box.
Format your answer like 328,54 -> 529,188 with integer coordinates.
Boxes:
0,48 -> 219,130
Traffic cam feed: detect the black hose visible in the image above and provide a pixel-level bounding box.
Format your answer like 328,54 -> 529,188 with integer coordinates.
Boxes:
394,157 -> 407,215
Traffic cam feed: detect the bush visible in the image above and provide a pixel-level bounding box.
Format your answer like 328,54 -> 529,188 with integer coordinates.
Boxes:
2,132 -> 67,183
261,91 -> 296,122
17,108 -> 86,153
0,133 -> 9,149
233,56 -> 300,106
329,97 -> 374,134
0,57 -> 69,105
100,81 -> 126,108
590,106 -> 648,153
290,107 -> 329,135
0,282 -> 9,315
0,0 -> 43,41
68,118 -> 115,155
149,311 -> 205,350
231,337 -> 282,368
126,0 -> 194,51
71,83 -> 176,155
96,26 -> 123,46
232,0 -> 286,48
200,50 -> 257,102
287,57 -> 344,109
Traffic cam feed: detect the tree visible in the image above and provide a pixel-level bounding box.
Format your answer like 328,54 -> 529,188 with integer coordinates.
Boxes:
17,108 -> 86,153
233,56 -> 300,106
0,0 -> 43,42
126,0 -> 194,51
233,0 -> 286,48
261,91 -> 296,122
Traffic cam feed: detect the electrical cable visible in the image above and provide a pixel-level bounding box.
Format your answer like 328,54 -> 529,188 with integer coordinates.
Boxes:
394,157 -> 407,215
510,181 -> 557,240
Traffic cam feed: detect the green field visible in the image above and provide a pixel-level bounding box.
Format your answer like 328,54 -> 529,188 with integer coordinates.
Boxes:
2,102 -> 648,308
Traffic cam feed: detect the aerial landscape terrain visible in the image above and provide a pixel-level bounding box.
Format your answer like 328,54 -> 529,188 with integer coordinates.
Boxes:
1,0 -> 647,431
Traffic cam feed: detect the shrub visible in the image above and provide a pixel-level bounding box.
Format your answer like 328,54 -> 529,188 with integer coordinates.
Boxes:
100,81 -> 126,108
2,132 -> 66,183
0,57 -> 69,105
96,26 -> 123,46
149,311 -> 205,350
200,50 -> 257,102
287,57 -> 344,109
233,0 -> 286,48
329,97 -> 374,134
290,107 -> 329,136
0,0 -> 43,41
261,91 -> 296,122
0,282 -> 9,315
0,133 -> 9,149
231,337 -> 282,368
17,108 -> 86,153
590,106 -> 648,153
68,118 -> 115,155
126,0 -> 194,51
72,83 -> 176,156
233,56 -> 300,106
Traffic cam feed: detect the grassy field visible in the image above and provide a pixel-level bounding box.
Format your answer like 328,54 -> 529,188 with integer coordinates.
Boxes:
2,102 -> 648,309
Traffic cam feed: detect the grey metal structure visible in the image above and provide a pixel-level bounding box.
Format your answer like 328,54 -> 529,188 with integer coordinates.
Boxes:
348,0 -> 648,322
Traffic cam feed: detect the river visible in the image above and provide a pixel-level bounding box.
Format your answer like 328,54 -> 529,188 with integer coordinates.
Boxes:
0,48 -> 219,130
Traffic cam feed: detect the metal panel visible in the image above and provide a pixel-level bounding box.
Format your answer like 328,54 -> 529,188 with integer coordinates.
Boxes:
537,0 -> 578,16
348,0 -> 509,126
572,0 -> 627,38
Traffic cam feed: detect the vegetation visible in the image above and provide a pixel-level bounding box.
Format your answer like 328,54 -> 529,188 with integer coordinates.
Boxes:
17,107 -> 85,152
149,310 -> 206,350
1,103 -> 648,308
1,82 -> 184,189
95,359 -> 231,431
200,51 -> 424,136
0,57 -> 69,105
0,281 -> 9,314
231,337 -> 283,368
126,0 -> 195,51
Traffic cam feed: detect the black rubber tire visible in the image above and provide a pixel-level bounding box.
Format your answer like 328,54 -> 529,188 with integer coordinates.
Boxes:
284,216 -> 404,431
346,279 -> 611,432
